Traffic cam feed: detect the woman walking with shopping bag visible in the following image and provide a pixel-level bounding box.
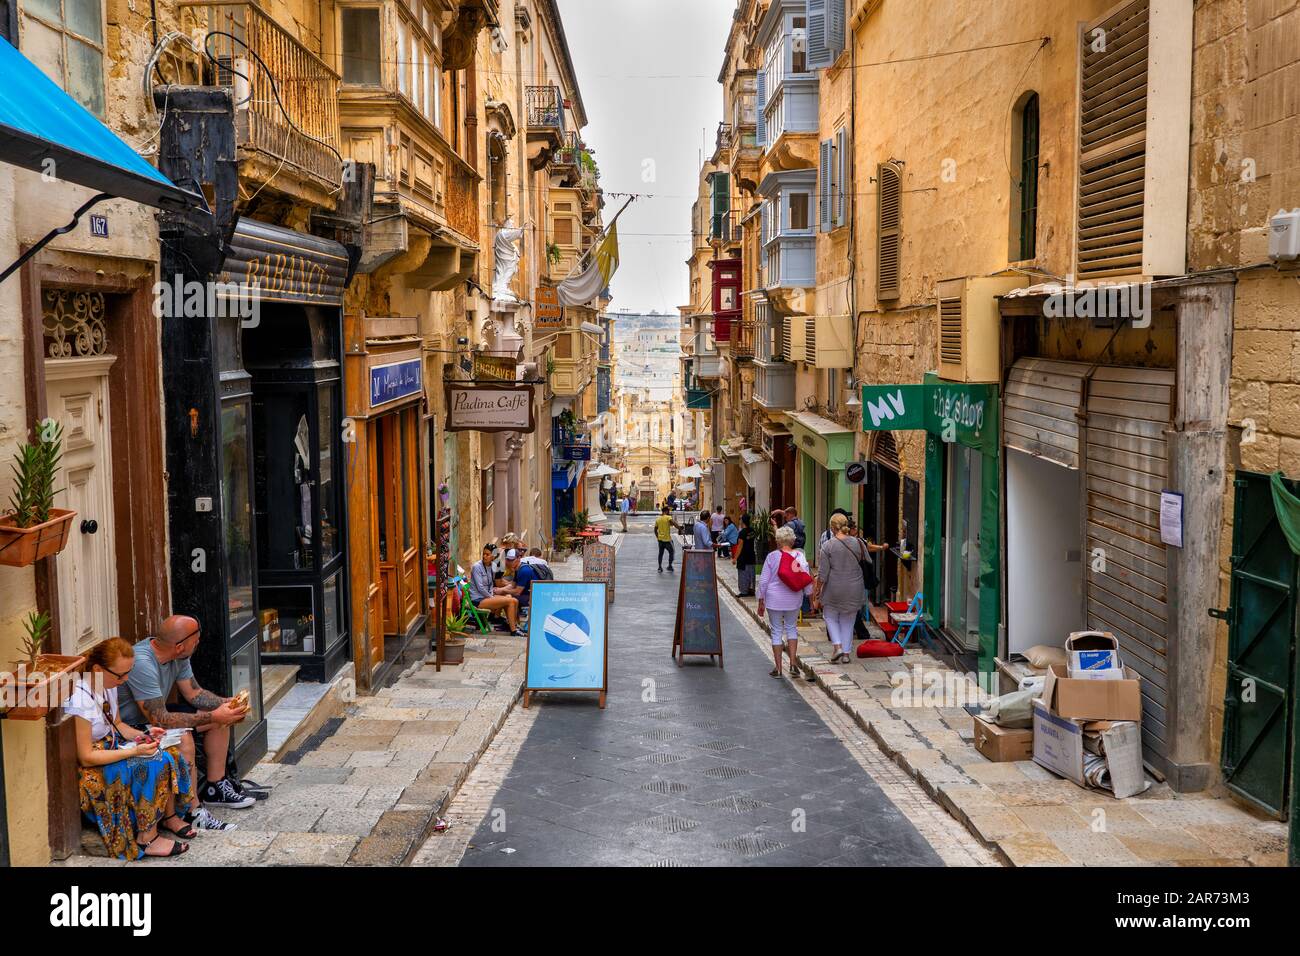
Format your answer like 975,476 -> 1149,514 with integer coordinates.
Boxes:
812,513 -> 869,663
757,525 -> 813,678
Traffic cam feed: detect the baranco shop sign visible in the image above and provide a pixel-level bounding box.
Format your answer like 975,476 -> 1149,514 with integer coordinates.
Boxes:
446,382 -> 536,433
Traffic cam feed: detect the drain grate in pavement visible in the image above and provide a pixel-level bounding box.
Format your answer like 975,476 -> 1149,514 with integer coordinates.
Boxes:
641,780 -> 690,795
647,859 -> 689,867
702,765 -> 752,780
640,729 -> 681,742
634,814 -> 700,835
647,710 -> 680,720
635,752 -> 687,764
702,795 -> 769,815
693,739 -> 740,754
715,834 -> 787,859
687,719 -> 722,731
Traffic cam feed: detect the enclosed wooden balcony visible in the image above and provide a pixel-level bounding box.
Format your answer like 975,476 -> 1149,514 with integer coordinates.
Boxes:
180,1 -> 342,199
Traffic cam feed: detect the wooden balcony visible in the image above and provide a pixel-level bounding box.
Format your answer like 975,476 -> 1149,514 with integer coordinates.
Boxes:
180,1 -> 342,196
731,320 -> 755,359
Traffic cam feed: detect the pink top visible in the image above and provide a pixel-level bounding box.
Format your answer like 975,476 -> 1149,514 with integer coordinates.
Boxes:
757,548 -> 812,611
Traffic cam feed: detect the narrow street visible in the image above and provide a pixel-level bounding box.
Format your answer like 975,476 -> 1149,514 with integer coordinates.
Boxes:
420,522 -> 988,867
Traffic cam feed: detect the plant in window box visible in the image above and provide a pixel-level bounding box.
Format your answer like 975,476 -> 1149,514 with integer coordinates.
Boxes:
0,421 -> 76,567
547,242 -> 562,268
2,611 -> 85,720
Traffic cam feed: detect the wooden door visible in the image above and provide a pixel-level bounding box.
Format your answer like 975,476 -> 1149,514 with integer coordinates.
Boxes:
397,409 -> 422,631
369,420 -> 393,658
45,357 -> 119,654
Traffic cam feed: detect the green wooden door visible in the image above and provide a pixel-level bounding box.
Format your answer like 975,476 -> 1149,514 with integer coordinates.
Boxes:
1219,470 -> 1298,819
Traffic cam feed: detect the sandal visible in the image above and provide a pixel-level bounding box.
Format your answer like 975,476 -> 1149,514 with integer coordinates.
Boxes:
161,813 -> 196,839
138,834 -> 188,858
769,668 -> 782,678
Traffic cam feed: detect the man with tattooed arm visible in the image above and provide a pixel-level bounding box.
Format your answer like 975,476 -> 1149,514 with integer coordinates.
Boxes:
118,615 -> 263,831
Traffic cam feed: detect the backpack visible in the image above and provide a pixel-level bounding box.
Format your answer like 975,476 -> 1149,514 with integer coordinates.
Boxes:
789,518 -> 806,549
777,550 -> 813,591
529,561 -> 554,581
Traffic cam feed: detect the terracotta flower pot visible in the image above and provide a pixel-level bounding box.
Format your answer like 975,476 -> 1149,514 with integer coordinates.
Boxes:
0,509 -> 77,567
1,654 -> 85,720
441,635 -> 467,665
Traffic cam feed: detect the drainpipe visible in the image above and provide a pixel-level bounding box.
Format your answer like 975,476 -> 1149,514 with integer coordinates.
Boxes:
0,725 -> 9,866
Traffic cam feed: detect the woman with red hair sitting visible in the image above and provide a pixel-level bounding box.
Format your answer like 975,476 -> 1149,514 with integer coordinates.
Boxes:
66,637 -> 193,858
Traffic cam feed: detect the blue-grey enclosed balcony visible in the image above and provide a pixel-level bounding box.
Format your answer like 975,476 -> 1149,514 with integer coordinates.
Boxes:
759,168 -> 817,290
756,0 -> 820,147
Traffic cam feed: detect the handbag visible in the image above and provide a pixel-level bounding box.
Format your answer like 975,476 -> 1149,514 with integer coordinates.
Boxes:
777,550 -> 813,591
838,536 -> 877,591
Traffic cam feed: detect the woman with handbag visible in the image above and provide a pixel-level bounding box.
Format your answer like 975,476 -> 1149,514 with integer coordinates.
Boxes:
756,525 -> 814,678
812,513 -> 870,664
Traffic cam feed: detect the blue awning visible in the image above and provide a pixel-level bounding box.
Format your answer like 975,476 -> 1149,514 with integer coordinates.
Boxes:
0,36 -> 202,211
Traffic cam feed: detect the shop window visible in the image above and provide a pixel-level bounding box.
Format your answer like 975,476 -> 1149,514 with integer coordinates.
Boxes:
1013,91 -> 1040,262
221,403 -> 255,636
23,0 -> 105,116
481,465 -> 494,514
252,389 -> 314,571
341,8 -> 381,85
943,445 -> 982,651
318,385 -> 339,562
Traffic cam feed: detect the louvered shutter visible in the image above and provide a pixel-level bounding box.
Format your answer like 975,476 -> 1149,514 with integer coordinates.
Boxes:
1077,0 -> 1149,279
807,0 -> 832,69
877,162 -> 901,300
818,139 -> 833,232
828,0 -> 846,59
712,172 -> 730,240
755,68 -> 767,147
759,201 -> 769,277
835,127 -> 848,227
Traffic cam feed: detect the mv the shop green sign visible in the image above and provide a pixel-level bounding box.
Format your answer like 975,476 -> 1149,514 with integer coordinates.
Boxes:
861,380 -> 998,456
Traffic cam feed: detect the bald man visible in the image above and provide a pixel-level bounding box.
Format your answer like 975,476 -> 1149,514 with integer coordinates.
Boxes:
118,615 -> 257,829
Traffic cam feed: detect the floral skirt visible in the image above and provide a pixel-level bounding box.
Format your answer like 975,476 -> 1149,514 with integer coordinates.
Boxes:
79,738 -> 193,861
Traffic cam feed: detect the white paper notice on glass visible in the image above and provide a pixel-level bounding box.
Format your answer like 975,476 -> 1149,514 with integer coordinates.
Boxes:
1160,490 -> 1183,548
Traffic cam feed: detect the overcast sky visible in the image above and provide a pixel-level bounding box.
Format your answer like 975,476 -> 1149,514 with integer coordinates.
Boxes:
557,0 -> 735,315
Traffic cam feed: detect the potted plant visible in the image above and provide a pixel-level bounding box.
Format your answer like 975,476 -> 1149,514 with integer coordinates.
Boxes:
751,508 -> 773,567
3,610 -> 85,720
547,242 -> 562,268
0,422 -> 76,567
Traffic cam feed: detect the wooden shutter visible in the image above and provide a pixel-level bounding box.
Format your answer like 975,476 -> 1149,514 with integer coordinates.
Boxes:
1077,0 -> 1149,279
828,0 -> 846,59
807,0 -> 832,69
818,139 -> 833,232
877,162 -> 901,300
835,127 -> 848,226
755,68 -> 767,147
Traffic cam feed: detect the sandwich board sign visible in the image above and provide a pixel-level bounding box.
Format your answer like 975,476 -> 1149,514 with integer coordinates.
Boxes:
672,548 -> 723,667
582,540 -> 615,603
523,581 -> 609,708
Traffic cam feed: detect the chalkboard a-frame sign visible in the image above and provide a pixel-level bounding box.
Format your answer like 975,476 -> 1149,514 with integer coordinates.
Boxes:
672,548 -> 724,667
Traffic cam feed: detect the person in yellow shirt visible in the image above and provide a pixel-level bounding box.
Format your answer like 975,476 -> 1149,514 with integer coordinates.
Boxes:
654,505 -> 675,573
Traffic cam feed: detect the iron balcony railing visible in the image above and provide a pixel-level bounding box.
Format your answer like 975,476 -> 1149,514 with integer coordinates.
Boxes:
526,85 -> 565,134
181,1 -> 342,189
716,121 -> 733,153
731,319 -> 755,358
554,130 -> 582,167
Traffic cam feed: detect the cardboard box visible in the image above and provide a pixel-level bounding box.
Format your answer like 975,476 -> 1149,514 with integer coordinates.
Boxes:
1042,664 -> 1142,721
1031,700 -> 1148,798
972,714 -> 1033,762
1066,631 -> 1123,679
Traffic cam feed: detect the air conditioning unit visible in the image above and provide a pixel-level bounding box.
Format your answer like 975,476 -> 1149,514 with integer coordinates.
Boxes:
779,312 -> 806,363
805,314 -> 853,368
935,276 -> 1027,383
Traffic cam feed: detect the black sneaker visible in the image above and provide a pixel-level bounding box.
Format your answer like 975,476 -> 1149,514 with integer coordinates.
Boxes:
202,778 -> 256,809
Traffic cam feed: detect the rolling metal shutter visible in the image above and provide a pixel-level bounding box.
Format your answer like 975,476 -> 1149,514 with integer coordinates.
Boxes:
1083,364 -> 1174,766
1003,358 -> 1088,469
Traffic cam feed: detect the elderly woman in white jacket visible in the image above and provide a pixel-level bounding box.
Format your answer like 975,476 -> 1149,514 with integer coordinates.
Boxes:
756,524 -> 813,679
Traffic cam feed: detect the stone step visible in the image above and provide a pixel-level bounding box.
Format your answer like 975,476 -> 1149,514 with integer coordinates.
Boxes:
261,664 -> 300,714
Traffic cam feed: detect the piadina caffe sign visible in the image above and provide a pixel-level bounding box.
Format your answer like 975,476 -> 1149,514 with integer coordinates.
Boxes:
445,382 -> 536,433
861,377 -> 998,456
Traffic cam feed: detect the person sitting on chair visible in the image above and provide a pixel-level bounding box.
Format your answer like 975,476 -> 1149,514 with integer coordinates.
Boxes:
469,544 -> 522,635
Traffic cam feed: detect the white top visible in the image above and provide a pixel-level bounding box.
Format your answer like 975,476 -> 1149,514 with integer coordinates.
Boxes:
64,676 -> 120,742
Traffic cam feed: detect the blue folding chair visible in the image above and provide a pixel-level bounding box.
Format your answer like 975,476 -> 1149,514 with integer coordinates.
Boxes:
890,592 -> 938,653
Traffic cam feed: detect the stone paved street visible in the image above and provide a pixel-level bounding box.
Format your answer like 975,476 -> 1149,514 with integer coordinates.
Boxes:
436,521 -> 982,866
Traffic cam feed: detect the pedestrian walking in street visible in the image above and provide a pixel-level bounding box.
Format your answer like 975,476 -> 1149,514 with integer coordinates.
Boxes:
693,510 -> 714,550
710,505 -> 726,542
654,504 -> 675,572
785,505 -> 806,550
813,513 -> 869,663
619,492 -> 632,532
757,525 -> 813,678
819,508 -> 853,546
734,513 -> 756,595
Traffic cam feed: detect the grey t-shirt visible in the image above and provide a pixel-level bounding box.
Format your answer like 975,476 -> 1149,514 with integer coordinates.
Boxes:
117,638 -> 194,726
817,535 -> 869,613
